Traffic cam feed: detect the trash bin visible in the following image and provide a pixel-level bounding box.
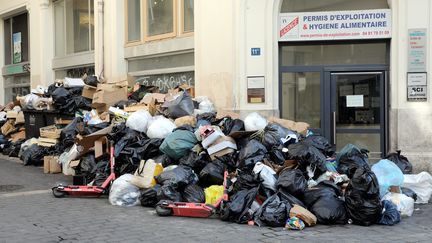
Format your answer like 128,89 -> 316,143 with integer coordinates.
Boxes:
23,110 -> 46,139
44,110 -> 75,126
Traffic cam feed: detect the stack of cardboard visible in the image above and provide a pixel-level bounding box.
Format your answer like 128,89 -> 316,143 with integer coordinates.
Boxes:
38,125 -> 62,147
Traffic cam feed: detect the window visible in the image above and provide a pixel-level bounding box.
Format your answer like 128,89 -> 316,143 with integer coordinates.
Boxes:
125,0 -> 194,44
3,13 -> 29,65
54,0 -> 94,57
281,0 -> 389,13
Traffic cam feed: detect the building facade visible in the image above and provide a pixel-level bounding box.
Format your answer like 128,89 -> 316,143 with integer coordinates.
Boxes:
0,0 -> 431,170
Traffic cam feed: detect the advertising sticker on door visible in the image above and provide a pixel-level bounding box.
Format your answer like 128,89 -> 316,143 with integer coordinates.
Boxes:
279,9 -> 392,41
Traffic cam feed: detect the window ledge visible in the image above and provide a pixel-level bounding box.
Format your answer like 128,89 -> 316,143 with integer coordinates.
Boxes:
52,51 -> 95,70
124,36 -> 194,59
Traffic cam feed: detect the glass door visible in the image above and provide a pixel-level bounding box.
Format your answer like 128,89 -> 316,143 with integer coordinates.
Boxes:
331,72 -> 385,159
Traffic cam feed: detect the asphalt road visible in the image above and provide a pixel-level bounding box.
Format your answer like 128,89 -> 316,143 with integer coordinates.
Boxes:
0,156 -> 431,243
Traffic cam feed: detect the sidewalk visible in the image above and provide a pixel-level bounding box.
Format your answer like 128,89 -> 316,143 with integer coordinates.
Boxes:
0,156 -> 431,243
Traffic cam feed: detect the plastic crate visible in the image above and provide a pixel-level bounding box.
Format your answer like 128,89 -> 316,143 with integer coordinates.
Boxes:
45,111 -> 75,126
23,110 -> 47,139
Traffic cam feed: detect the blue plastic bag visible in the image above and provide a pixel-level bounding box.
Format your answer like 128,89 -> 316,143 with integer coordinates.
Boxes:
371,159 -> 404,198
378,200 -> 401,226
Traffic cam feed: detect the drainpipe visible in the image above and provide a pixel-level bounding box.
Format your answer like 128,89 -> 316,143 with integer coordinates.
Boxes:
95,0 -> 104,80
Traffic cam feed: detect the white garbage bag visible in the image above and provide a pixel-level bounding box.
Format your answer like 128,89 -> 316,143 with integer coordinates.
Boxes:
382,192 -> 414,217
403,172 -> 432,204
253,162 -> 277,192
146,116 -> 176,139
244,112 -> 268,131
126,110 -> 152,133
109,174 -> 141,207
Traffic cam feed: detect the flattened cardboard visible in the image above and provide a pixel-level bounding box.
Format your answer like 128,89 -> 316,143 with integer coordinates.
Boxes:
141,93 -> 166,104
10,129 -> 25,142
268,117 -> 310,136
82,85 -> 97,99
216,111 -> 241,120
289,204 -> 317,226
76,125 -> 113,154
92,88 -> 128,108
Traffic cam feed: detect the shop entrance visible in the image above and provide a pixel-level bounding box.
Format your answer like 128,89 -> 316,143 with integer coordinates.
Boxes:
279,41 -> 389,159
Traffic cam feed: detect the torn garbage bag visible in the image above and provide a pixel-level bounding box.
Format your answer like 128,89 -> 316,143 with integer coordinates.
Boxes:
237,139 -> 267,169
386,150 -> 412,174
378,200 -> 401,226
303,181 -> 347,224
371,159 -> 404,198
182,184 -> 205,203
254,193 -> 292,227
220,187 -> 259,224
140,185 -> 161,207
160,129 -> 198,160
109,174 -> 141,207
345,166 -> 382,226
156,165 -> 199,189
276,169 -> 307,198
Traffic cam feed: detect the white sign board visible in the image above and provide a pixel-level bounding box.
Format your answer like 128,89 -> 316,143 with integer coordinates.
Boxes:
408,29 -> 427,72
279,9 -> 391,41
247,76 -> 265,89
407,73 -> 427,86
346,95 -> 364,107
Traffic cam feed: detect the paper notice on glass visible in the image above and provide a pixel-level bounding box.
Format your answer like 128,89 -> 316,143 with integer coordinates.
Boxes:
346,95 -> 364,107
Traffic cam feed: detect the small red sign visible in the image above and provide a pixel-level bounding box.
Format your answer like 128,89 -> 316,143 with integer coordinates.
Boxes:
280,17 -> 299,37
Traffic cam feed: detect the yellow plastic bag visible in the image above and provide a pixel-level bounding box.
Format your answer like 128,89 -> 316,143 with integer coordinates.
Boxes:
204,185 -> 224,205
130,159 -> 163,189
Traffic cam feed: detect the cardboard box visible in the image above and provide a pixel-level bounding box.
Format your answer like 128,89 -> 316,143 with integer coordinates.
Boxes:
6,110 -> 18,119
141,93 -> 166,104
16,111 -> 25,124
76,125 -> 113,154
201,130 -> 224,149
94,136 -> 109,158
124,104 -> 148,113
92,88 -> 128,108
289,204 -> 317,227
82,85 -> 97,99
207,136 -> 237,155
44,156 -> 61,174
210,147 -> 235,161
10,129 -> 26,142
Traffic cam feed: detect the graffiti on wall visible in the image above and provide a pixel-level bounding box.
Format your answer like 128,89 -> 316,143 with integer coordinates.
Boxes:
135,71 -> 194,92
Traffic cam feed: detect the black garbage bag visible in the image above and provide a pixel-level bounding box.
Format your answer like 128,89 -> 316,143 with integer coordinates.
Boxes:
114,100 -> 136,109
8,139 -> 25,157
179,151 -> 210,174
345,166 -> 382,226
182,184 -> 205,203
302,135 -> 335,157
157,184 -> 182,202
84,122 -> 110,135
232,169 -> 261,194
220,118 -> 245,135
254,193 -> 292,227
237,140 -> 267,169
164,91 -> 194,119
119,138 -> 163,165
303,181 -> 347,224
1,141 -> 12,155
220,187 -> 259,223
401,187 -> 418,201
268,145 -> 286,165
386,150 -> 412,174
199,160 -> 225,187
61,96 -> 92,114
140,185 -> 161,207
336,144 -> 370,178
45,83 -> 59,97
113,128 -> 146,157
60,117 -> 83,149
155,165 -> 198,189
214,152 -> 238,172
84,75 -> 98,87
378,200 -> 401,226
287,142 -> 327,175
93,159 -> 109,186
52,87 -> 71,106
276,169 -> 307,198
129,85 -> 159,102
196,112 -> 217,124
278,188 -> 306,208
78,154 -> 97,182
261,123 -> 295,149
152,154 -> 175,168
21,144 -> 49,166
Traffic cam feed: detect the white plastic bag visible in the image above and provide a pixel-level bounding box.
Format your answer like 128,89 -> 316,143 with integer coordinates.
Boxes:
109,174 -> 141,207
382,192 -> 414,217
253,162 -> 277,192
126,110 -> 152,133
371,159 -> 404,198
403,172 -> 432,204
59,144 -> 80,176
196,96 -> 215,113
64,77 -> 85,87
146,116 -> 176,139
244,112 -> 268,131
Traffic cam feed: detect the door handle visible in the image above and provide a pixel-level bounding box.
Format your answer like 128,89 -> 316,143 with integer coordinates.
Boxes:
333,111 -> 336,145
